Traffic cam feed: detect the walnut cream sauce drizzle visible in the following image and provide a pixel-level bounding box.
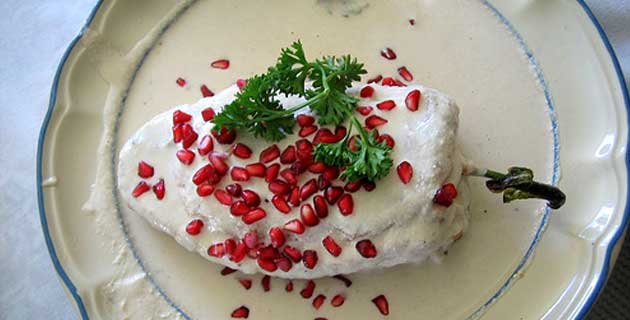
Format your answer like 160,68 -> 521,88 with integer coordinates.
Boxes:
81,1 -> 553,319
119,83 -> 470,279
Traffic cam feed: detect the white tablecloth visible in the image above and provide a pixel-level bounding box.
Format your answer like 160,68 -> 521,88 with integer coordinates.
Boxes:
0,1 -> 627,319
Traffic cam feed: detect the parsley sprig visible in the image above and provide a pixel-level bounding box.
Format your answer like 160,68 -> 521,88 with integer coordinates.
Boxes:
212,41 -> 366,140
212,41 -> 393,182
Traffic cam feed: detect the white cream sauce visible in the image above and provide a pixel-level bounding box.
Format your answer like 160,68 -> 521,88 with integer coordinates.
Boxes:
83,0 -> 554,319
118,83 -> 470,278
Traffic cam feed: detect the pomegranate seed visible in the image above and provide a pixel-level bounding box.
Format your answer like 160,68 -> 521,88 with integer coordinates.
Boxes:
433,183 -> 458,207
236,79 -> 247,90
258,257 -> 277,272
297,114 -> 315,127
324,186 -> 344,204
283,219 -> 305,234
333,275 -> 352,287
132,181 -> 150,197
337,194 -> 354,216
280,168 -> 298,185
221,267 -> 237,276
308,162 -> 326,174
268,180 -> 290,195
280,146 -> 296,164
272,195 -> 291,214
299,204 -> 319,227
283,246 -> 302,262
291,160 -> 310,175
302,250 -> 318,269
288,187 -> 301,207
334,126 -> 347,140
173,110 -> 192,125
172,124 -> 183,143
259,145 -> 280,163
209,152 -> 229,175
409,18 -> 416,25
356,105 -> 373,116
210,59 -> 230,69
242,208 -> 266,225
207,243 -> 226,257
137,161 -> 154,178
232,143 -> 253,159
181,124 -> 198,149
381,77 -> 405,87
315,318 -> 328,320
185,219 -> 204,235
296,138 -> 314,152
323,167 -> 340,181
275,256 -> 293,272
231,306 -> 249,318
323,236 -> 342,257
377,100 -> 396,111
230,201 -> 250,216
241,189 -> 261,207
175,77 -> 186,87
365,115 -> 388,129
231,242 -> 247,263
313,196 -> 328,218
257,246 -> 280,260
243,231 -> 259,249
265,163 -> 280,182
312,128 -> 335,144
200,108 -> 216,122
300,280 -> 316,298
331,294 -> 345,307
318,175 -> 331,190
398,66 -> 414,81
372,295 -> 390,315
377,134 -> 396,148
269,227 -> 286,248
394,78 -> 407,86
214,189 -> 233,206
380,47 -> 397,60
244,163 -> 265,178
405,89 -> 422,111
238,278 -> 252,290
226,183 -> 242,196
356,239 -> 378,258
363,180 -> 376,192
300,179 -> 318,201
176,149 -> 195,165
212,127 -> 237,144
200,85 -> 214,98
196,184 -> 215,197
312,294 -> 326,309
230,167 -> 250,182
285,280 -> 294,292
299,125 -> 318,137
397,161 -> 413,184
225,238 -> 237,255
344,181 -> 362,193
367,74 -> 383,84
197,135 -> 214,156
260,275 -> 272,293
152,179 -> 165,200
360,86 -> 375,98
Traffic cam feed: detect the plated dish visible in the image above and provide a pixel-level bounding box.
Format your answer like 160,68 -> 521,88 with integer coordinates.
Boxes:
38,1 -> 629,319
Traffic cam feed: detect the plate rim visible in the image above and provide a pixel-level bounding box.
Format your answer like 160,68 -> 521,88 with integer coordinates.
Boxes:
36,1 -> 630,319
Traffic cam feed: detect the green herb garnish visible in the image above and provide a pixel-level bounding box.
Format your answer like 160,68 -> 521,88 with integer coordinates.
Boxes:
212,41 -> 392,182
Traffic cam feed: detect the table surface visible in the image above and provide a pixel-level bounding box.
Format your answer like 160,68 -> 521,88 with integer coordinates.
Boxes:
0,1 -> 627,319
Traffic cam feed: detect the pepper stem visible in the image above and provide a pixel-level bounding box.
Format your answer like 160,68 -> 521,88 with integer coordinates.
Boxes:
467,166 -> 566,209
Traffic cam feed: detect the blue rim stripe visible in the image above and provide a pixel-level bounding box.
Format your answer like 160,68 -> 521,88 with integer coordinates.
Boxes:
36,1 -> 104,319
574,1 -> 630,318
36,1 -> 630,319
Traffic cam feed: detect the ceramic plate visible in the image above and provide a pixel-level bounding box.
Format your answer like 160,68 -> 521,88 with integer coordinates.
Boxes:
38,1 -> 629,319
